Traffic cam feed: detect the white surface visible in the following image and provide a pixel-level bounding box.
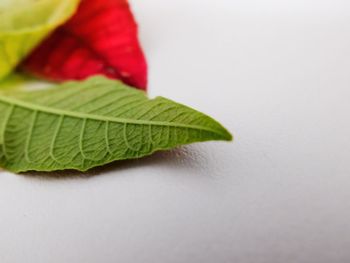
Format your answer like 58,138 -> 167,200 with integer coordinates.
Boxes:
1,0 -> 350,262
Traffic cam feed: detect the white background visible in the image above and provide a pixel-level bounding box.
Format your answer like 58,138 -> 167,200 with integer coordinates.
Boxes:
1,0 -> 350,262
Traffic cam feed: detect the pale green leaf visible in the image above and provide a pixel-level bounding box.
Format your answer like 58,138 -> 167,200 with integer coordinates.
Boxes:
0,0 -> 81,79
0,73 -> 53,91
0,76 -> 232,172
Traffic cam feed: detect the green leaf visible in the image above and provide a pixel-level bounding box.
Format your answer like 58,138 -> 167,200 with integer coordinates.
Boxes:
0,76 -> 232,172
0,0 -> 81,80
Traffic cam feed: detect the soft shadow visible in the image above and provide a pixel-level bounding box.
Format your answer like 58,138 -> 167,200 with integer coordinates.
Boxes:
20,146 -> 209,180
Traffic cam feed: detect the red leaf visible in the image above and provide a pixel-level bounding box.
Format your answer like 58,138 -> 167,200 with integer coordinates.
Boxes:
21,0 -> 148,90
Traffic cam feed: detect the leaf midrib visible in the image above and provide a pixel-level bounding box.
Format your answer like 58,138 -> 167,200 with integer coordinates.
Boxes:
0,93 -> 229,138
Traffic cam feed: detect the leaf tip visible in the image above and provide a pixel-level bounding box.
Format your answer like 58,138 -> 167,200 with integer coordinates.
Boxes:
218,125 -> 233,142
